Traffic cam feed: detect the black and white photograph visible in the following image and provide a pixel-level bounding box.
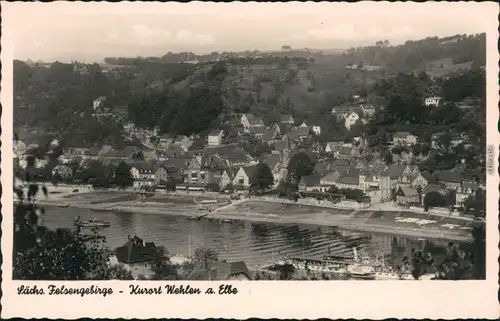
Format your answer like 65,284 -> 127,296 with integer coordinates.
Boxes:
2,1 -> 498,319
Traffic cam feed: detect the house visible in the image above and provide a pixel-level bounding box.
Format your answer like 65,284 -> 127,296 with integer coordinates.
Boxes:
208,130 -> 224,146
331,105 -> 363,120
337,147 -> 354,160
92,96 -> 106,111
270,123 -> 281,136
405,172 -> 428,189
344,112 -> 360,130
251,127 -> 267,139
424,96 -> 441,107
361,104 -> 376,117
320,171 -> 342,187
334,171 -> 360,189
232,165 -> 258,189
225,148 -> 255,167
298,174 -> 323,192
51,164 -> 73,179
187,260 -> 252,280
185,155 -> 203,184
430,132 -> 445,149
241,114 -> 264,133
324,141 -> 343,154
114,235 -> 163,280
227,261 -> 253,280
280,114 -> 295,125
130,163 -> 157,188
158,134 -> 175,150
264,153 -> 282,185
299,121 -> 308,128
172,135 -> 192,150
155,165 -> 169,185
395,186 -> 420,206
311,125 -> 321,135
288,126 -> 310,142
455,182 -> 479,206
220,167 -> 238,189
433,171 -> 462,190
308,142 -> 324,154
262,128 -> 279,142
383,164 -> 409,189
379,175 -> 392,200
14,140 -> 27,155
393,132 -> 418,146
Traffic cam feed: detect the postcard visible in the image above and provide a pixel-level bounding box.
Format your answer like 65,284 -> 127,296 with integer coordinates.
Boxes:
1,1 -> 499,319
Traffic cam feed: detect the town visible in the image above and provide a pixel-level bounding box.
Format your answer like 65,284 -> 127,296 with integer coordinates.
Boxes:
13,33 -> 486,282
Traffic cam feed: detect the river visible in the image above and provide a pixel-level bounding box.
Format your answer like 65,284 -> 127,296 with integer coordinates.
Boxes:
43,206 -> 450,267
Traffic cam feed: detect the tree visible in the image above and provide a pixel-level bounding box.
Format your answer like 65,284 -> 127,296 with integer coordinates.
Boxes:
114,161 -> 133,189
151,246 -> 180,280
287,152 -> 315,184
164,178 -> 177,192
251,162 -> 274,191
192,247 -> 219,263
13,186 -> 112,280
107,264 -> 134,280
423,191 -> 447,211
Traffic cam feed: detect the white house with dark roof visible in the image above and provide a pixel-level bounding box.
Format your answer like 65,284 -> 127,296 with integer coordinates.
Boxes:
393,132 -> 418,146
424,96 -> 441,107
92,96 -> 106,111
232,165 -> 258,189
241,114 -> 265,133
344,112 -> 360,130
311,125 -> 321,135
208,130 -> 224,146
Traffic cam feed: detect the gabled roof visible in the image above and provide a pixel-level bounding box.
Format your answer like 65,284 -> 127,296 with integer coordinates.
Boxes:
393,132 -> 412,138
384,164 -> 407,179
433,170 -> 462,183
208,129 -> 224,136
223,167 -> 239,179
115,236 -> 161,264
280,114 -> 294,123
241,165 -> 258,178
186,260 -> 252,280
229,261 -> 251,278
397,186 -> 419,197
131,162 -> 156,172
422,183 -> 446,194
262,129 -> 277,141
162,157 -> 190,170
321,172 -> 341,183
338,174 -> 359,186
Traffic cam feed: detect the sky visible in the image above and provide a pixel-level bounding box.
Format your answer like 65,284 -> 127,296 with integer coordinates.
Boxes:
4,2 -> 494,63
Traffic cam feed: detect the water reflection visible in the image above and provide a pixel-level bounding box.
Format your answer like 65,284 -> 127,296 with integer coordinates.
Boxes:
43,206 -> 451,267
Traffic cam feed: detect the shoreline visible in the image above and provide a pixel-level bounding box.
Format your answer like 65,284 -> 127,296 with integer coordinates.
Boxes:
40,199 -> 473,243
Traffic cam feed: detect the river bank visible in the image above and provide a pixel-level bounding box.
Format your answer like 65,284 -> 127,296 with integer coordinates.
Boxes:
39,197 -> 473,242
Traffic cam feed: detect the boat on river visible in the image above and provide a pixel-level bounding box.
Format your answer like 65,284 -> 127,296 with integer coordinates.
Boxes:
75,216 -> 111,229
274,255 -> 349,274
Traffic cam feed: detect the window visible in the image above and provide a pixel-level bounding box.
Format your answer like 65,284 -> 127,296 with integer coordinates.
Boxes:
200,172 -> 206,179
191,172 -> 198,178
238,178 -> 244,184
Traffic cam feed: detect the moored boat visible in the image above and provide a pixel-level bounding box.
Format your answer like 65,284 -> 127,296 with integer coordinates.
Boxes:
77,218 -> 111,228
346,263 -> 376,280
